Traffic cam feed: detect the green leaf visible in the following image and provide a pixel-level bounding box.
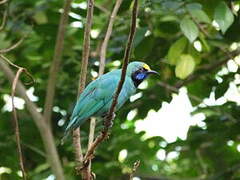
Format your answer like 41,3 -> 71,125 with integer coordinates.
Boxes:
133,27 -> 148,48
175,54 -> 195,79
180,16 -> 199,43
134,36 -> 154,58
188,9 -> 211,24
215,82 -> 229,99
188,45 -> 201,65
33,12 -> 48,24
214,2 -> 234,34
167,37 -> 188,65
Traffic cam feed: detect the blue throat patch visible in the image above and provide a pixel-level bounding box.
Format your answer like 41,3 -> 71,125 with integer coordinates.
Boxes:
136,72 -> 147,80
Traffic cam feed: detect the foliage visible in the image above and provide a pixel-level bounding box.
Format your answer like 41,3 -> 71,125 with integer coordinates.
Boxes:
0,0 -> 240,179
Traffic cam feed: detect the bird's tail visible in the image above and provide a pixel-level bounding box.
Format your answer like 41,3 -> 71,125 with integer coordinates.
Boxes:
61,116 -> 79,145
60,130 -> 70,145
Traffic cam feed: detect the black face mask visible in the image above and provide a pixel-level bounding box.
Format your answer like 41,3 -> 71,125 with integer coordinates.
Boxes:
131,68 -> 148,87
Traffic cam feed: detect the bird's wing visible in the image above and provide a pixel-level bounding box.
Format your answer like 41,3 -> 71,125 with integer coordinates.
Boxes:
65,71 -> 121,132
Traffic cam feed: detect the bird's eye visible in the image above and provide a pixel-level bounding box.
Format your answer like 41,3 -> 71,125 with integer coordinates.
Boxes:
141,67 -> 147,71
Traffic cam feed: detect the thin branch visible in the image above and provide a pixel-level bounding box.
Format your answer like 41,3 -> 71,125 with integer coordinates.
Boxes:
43,0 -> 72,127
195,150 -> 207,176
94,3 -> 110,14
0,0 -> 8,5
82,0 -> 138,167
129,160 -> 140,180
0,4 -> 8,31
21,142 -> 45,158
86,0 -> 123,175
0,54 -> 35,85
0,58 -> 65,180
0,37 -> 25,53
73,0 -> 95,176
99,0 -> 123,75
157,81 -> 203,103
87,117 -> 96,176
11,68 -> 27,180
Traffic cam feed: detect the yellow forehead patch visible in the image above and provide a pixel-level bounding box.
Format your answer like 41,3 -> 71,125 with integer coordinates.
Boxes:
143,64 -> 151,70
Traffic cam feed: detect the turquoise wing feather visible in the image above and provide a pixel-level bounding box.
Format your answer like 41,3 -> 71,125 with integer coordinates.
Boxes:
64,69 -> 136,136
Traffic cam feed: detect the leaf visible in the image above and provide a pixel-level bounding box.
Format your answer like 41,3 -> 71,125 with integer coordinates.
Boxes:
188,45 -> 201,65
33,12 -> 48,25
214,2 -> 234,34
134,36 -> 154,58
133,27 -> 148,48
188,9 -> 211,24
167,37 -> 188,65
175,54 -> 195,79
215,82 -> 229,99
180,16 -> 199,43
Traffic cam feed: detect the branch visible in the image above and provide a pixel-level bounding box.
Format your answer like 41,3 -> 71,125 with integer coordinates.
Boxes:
11,68 -> 27,180
73,0 -> 95,176
175,48 -> 240,88
82,0 -> 138,167
43,0 -> 72,127
157,81 -> 203,103
86,0 -> 123,176
0,2 -> 8,31
0,37 -> 25,53
0,58 -> 65,180
99,0 -> 123,75
0,0 -> 8,5
129,160 -> 140,180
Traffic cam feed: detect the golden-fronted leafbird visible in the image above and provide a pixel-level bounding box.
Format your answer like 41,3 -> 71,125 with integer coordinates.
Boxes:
63,61 -> 158,139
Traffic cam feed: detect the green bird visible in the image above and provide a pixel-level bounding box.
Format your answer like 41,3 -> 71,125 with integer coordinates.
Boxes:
63,61 -> 158,139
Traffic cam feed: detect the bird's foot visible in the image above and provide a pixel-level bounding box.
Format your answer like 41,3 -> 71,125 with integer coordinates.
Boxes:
103,112 -> 115,128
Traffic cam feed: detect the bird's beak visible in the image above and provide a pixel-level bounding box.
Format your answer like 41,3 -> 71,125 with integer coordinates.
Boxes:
147,70 -> 159,76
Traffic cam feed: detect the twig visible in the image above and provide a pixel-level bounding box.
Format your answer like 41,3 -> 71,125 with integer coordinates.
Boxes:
73,0 -> 95,176
99,0 -> 123,75
0,55 -> 35,85
43,0 -> 72,127
94,3 -> 110,14
86,0 -> 123,175
0,0 -> 8,5
0,58 -> 65,180
195,150 -> 207,176
157,81 -> 203,103
129,160 -> 140,180
11,68 -> 27,180
87,117 -> 96,175
0,4 -> 8,31
82,0 -> 138,167
0,37 -> 25,53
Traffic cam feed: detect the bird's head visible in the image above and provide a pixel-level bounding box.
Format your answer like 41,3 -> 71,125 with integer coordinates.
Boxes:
127,61 -> 159,87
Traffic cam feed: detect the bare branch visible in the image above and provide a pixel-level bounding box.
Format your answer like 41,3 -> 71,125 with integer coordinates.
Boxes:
43,0 -> 72,127
0,58 -> 65,180
87,117 -> 96,176
11,68 -> 27,180
82,0 -> 138,167
129,160 -> 140,180
0,0 -> 8,5
99,0 -> 123,75
0,54 -> 35,85
85,0 -> 123,175
0,4 -> 8,31
73,0 -> 95,176
0,37 -> 25,53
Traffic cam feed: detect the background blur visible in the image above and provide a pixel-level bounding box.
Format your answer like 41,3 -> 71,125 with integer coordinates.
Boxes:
1,0 -> 240,179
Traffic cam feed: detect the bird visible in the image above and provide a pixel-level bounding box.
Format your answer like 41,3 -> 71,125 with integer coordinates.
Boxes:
62,61 -> 158,141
